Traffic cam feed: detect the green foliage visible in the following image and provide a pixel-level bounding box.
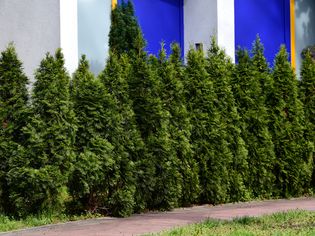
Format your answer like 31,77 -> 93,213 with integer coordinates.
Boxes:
206,38 -> 249,202
165,44 -> 200,205
109,0 -> 145,56
7,50 -> 76,217
0,44 -> 29,214
151,43 -> 200,206
302,45 -> 315,60
299,51 -> 315,188
233,41 -> 276,198
128,38 -> 181,210
268,46 -> 313,197
100,52 -> 147,213
1,27 -> 315,220
185,47 -> 231,204
69,56 -> 116,214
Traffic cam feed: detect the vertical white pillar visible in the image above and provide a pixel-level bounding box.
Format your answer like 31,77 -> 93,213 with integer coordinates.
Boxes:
217,0 -> 235,62
60,0 -> 78,74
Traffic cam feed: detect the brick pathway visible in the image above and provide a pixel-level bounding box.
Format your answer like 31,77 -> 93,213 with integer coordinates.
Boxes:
2,198 -> 315,236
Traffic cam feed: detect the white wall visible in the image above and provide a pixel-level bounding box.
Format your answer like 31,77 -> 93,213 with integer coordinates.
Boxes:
217,0 -> 235,62
183,0 -> 235,61
0,0 -> 61,79
184,0 -> 217,57
78,0 -> 112,75
60,0 -> 79,75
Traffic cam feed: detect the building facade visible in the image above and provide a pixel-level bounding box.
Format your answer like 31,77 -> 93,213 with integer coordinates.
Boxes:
0,0 -> 314,77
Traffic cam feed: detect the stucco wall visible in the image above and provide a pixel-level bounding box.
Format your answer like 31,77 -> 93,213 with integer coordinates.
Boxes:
183,0 -> 235,61
295,0 -> 315,75
78,0 -> 111,75
184,0 -> 217,57
0,0 -> 61,79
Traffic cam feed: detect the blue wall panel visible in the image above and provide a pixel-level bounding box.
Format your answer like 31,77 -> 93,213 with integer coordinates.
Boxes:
120,0 -> 183,56
235,0 -> 291,65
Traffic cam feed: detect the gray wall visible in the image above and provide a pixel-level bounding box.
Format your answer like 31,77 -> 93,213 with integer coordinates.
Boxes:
183,0 -> 235,61
0,0 -> 61,79
295,0 -> 315,75
184,0 -> 218,57
78,0 -> 111,75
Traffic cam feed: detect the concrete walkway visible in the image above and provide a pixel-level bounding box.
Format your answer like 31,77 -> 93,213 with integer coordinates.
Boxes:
2,198 -> 315,236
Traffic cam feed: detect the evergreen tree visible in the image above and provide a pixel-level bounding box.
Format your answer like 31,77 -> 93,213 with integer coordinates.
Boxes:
99,52 -> 146,214
185,47 -> 231,204
299,50 -> 315,188
251,36 -> 273,102
72,55 -> 136,217
69,56 -> 118,215
205,39 -> 249,202
268,46 -> 313,196
0,44 -> 29,214
157,43 -> 200,205
128,38 -> 182,210
234,47 -> 276,197
109,0 -> 144,56
7,50 -> 76,216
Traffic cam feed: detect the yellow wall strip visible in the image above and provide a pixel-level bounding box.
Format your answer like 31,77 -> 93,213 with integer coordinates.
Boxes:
112,0 -> 117,9
290,0 -> 296,69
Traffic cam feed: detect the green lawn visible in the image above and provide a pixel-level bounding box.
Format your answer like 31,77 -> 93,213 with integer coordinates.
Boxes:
0,213 -> 101,232
153,210 -> 315,236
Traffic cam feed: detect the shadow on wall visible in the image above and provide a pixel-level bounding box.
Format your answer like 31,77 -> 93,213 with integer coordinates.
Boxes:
295,0 -> 315,72
295,0 -> 315,46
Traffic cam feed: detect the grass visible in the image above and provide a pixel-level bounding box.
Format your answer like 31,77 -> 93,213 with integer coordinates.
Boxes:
152,210 -> 315,236
0,212 -> 101,232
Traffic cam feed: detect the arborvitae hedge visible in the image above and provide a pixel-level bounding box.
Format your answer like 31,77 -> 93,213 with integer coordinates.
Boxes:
128,36 -> 182,210
69,56 -> 116,214
268,46 -> 313,197
234,47 -> 276,197
1,34 -> 315,218
206,39 -> 249,202
0,45 -> 29,214
299,51 -> 315,188
7,50 -> 76,216
154,44 -> 199,206
99,52 -> 145,214
185,47 -> 231,204
166,44 -> 200,206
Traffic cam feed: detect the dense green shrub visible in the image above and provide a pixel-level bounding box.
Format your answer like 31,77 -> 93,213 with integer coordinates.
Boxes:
185,47 -> 231,204
128,38 -> 182,210
206,39 -> 249,202
0,44 -> 29,214
69,56 -> 116,214
268,46 -> 313,197
99,52 -> 145,214
152,44 -> 200,206
0,21 -> 315,218
234,45 -> 276,197
166,44 -> 200,205
299,51 -> 315,188
7,50 -> 76,216
72,55 -> 137,217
